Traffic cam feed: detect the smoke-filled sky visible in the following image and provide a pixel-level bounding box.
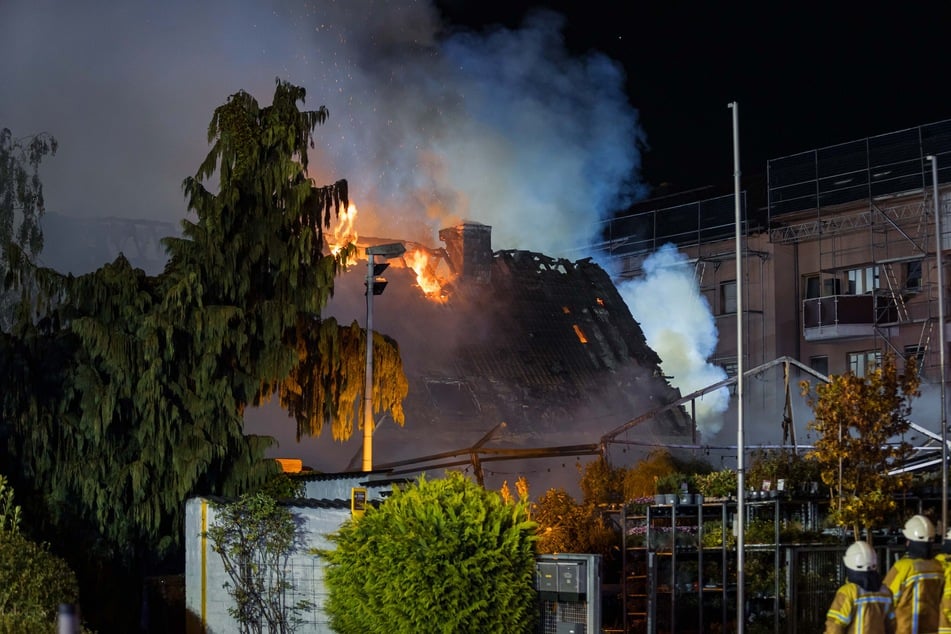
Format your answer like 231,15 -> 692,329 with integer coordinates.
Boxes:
5,2 -> 950,257
5,0 -> 951,255
1,0 -> 646,258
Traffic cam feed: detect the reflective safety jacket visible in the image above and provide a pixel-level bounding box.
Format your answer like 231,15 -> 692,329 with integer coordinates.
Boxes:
883,556 -> 944,634
934,553 -> 951,634
825,581 -> 896,634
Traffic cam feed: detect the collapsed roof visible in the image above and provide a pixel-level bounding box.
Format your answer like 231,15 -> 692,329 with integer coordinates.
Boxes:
321,222 -> 695,480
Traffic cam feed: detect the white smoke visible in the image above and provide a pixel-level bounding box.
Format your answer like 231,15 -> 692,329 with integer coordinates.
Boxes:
0,0 -> 645,258
616,243 -> 730,434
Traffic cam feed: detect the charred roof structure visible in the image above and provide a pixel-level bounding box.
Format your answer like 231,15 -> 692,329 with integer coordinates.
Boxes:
323,221 -> 695,483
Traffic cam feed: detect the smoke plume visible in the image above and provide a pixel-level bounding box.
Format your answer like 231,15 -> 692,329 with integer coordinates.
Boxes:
616,243 -> 730,434
1,0 -> 644,257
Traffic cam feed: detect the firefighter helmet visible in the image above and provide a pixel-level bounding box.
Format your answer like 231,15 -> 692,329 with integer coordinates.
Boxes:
902,514 -> 935,542
843,541 -> 878,572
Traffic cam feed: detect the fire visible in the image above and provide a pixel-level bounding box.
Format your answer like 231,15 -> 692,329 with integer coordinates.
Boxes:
327,202 -> 451,303
407,248 -> 449,303
328,203 -> 359,261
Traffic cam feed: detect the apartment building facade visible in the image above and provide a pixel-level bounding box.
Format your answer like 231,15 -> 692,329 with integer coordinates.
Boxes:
601,119 -> 951,425
768,120 -> 951,381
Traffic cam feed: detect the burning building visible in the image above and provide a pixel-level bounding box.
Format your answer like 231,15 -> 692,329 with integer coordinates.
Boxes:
307,219 -> 696,490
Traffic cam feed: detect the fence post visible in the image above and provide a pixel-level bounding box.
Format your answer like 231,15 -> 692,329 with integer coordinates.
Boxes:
57,603 -> 79,634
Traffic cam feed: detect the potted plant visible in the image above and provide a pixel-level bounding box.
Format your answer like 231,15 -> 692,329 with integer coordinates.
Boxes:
694,469 -> 737,501
655,472 -> 688,505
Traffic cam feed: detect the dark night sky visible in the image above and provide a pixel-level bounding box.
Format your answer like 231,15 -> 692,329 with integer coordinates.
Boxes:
438,1 -> 951,192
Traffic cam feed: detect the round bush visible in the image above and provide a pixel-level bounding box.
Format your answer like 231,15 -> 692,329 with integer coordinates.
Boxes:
321,472 -> 538,634
0,529 -> 79,628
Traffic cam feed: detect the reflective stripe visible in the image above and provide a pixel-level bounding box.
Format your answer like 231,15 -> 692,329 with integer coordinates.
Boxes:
826,582 -> 896,634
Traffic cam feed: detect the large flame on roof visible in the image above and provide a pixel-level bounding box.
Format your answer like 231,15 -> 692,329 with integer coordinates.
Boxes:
327,202 -> 451,302
407,249 -> 450,304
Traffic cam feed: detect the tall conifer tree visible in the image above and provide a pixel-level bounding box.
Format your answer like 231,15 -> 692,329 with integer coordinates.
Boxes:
1,80 -> 408,561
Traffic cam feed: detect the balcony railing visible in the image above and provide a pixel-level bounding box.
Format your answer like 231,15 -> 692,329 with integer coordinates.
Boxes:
802,294 -> 898,341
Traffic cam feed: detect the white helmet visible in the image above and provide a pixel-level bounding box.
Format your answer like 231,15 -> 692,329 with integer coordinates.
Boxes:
902,514 -> 935,542
843,541 -> 878,572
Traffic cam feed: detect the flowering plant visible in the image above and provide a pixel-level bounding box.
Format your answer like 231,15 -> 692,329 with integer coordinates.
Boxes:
626,496 -> 655,515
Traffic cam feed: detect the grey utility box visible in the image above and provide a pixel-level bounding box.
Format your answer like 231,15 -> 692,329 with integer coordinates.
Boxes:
535,554 -> 600,634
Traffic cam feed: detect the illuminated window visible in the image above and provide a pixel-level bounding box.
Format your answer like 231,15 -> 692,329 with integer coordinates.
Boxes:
562,306 -> 571,314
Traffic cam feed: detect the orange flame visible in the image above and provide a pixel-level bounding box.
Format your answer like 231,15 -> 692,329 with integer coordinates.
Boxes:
329,203 -> 359,261
328,204 -> 452,303
407,248 -> 449,303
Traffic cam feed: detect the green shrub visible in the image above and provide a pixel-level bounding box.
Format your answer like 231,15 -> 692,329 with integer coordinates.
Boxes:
694,470 -> 737,499
319,472 -> 538,634
655,472 -> 689,495
0,610 -> 59,634
0,530 -> 79,628
624,450 -> 679,498
0,476 -> 20,533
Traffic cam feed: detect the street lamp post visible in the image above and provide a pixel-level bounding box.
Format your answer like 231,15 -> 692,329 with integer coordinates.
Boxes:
928,156 -> 948,533
728,100 -> 746,633
363,242 -> 406,473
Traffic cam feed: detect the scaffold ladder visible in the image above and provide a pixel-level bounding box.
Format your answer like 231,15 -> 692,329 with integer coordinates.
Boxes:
882,263 -> 910,322
694,260 -> 706,287
917,319 -> 934,366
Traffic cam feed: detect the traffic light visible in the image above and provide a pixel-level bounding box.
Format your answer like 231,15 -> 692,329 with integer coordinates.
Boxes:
366,261 -> 391,295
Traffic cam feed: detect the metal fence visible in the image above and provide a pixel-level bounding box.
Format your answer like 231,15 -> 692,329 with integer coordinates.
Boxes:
785,545 -> 846,632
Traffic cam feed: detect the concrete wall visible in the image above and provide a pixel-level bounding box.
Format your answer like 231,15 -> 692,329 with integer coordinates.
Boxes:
184,496 -> 352,634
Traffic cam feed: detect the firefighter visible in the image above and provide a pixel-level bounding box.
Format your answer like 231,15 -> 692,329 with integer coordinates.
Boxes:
935,528 -> 951,634
883,514 -> 944,634
825,540 -> 896,633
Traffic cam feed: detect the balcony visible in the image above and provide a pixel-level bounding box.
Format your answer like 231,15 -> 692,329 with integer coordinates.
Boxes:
802,295 -> 898,341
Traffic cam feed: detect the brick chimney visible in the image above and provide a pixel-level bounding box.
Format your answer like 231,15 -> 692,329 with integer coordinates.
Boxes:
438,222 -> 492,284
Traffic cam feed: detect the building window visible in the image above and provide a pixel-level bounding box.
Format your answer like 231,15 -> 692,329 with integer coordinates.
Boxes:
905,345 -> 925,369
847,266 -> 879,295
809,356 -> 829,377
720,281 -> 737,314
823,278 -> 842,296
804,275 -> 820,299
847,350 -> 881,377
906,260 -> 922,290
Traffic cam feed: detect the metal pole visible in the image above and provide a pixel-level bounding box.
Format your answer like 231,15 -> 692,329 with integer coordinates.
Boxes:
929,155 -> 948,534
729,100 -> 745,633
363,255 -> 375,472
57,604 -> 78,634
